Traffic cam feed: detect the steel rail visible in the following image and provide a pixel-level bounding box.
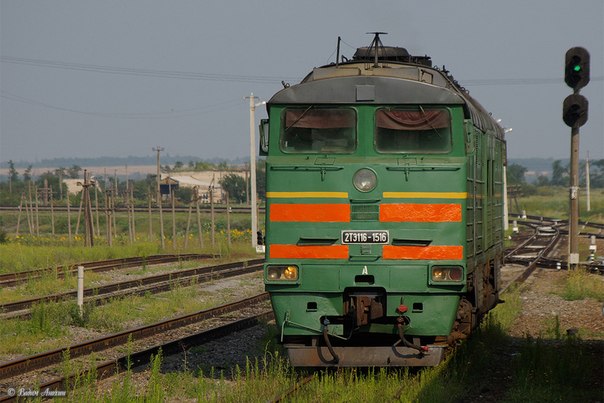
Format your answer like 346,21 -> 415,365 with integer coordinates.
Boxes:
0,258 -> 264,317
271,374 -> 315,403
0,293 -> 270,381
509,212 -> 604,231
501,226 -> 561,293
0,254 -> 215,287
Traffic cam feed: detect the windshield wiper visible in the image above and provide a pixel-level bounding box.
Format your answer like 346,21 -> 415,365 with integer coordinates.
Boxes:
284,106 -> 314,133
419,105 -> 442,138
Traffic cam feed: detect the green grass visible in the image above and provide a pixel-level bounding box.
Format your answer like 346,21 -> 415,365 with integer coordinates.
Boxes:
0,258 -> 220,304
22,283 -> 601,402
0,241 -> 162,274
514,187 -> 604,222
0,234 -> 257,273
558,268 -> 604,302
0,273 -> 263,358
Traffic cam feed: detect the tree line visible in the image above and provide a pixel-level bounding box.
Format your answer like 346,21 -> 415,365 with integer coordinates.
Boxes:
506,159 -> 604,188
1,160 -> 266,207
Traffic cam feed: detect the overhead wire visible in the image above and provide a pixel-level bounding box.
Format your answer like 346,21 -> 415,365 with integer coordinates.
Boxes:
0,55 -> 302,84
2,55 -> 601,87
1,54 -> 602,120
0,90 -> 242,119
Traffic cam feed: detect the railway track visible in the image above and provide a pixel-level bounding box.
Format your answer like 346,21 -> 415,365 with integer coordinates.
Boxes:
267,227 -> 565,402
0,220 -> 586,401
502,224 -> 562,292
263,225 -> 567,402
0,254 -> 214,288
271,374 -> 315,403
0,258 -> 264,319
506,219 -> 603,273
510,213 -> 604,234
0,293 -> 272,402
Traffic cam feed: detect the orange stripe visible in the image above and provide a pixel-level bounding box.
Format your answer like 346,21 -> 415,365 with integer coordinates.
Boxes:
270,204 -> 350,222
383,245 -> 463,260
380,204 -> 462,222
270,244 -> 349,259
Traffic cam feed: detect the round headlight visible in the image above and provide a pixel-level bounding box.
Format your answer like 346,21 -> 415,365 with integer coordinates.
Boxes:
267,267 -> 281,280
353,168 -> 377,192
283,265 -> 298,280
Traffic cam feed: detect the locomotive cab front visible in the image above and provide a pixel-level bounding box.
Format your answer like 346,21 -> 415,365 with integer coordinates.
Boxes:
262,40 -> 505,367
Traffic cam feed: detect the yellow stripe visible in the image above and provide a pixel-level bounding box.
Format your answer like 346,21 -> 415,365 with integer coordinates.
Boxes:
383,192 -> 467,199
267,191 -> 349,199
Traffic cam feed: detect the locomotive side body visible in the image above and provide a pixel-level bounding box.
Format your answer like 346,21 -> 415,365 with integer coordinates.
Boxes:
262,46 -> 505,366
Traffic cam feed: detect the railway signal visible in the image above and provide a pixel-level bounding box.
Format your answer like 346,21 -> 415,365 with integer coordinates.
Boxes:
562,94 -> 588,128
564,47 -> 590,90
563,47 -> 590,269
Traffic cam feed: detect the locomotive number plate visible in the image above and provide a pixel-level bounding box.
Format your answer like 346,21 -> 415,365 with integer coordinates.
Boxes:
341,230 -> 389,244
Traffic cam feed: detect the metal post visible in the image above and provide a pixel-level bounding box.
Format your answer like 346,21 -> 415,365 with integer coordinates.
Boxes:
248,93 -> 258,249
153,146 -> 165,249
226,191 -> 231,246
50,186 -> 55,235
569,124 -> 580,269
171,188 -> 176,249
67,191 -> 72,244
148,187 -> 153,241
105,191 -> 113,247
77,265 -> 84,317
94,185 -> 100,237
195,188 -> 204,249
210,185 -> 215,248
503,165 -> 509,231
586,151 -> 591,212
130,185 -> 136,240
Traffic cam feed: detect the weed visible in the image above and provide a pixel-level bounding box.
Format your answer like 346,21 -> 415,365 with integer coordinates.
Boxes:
68,302 -> 94,327
29,302 -> 69,336
147,348 -> 165,402
559,269 -> 604,301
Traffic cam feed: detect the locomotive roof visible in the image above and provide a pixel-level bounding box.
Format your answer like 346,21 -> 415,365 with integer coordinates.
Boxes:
269,61 -> 463,105
268,59 -> 504,139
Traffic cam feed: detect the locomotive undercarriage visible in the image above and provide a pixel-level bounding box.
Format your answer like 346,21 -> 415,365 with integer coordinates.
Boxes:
283,288 -> 446,367
283,333 -> 445,367
283,255 -> 501,367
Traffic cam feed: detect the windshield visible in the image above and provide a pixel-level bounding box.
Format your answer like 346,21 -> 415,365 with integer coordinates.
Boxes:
375,107 -> 451,153
281,107 -> 356,153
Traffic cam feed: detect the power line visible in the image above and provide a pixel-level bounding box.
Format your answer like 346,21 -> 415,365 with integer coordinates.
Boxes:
1,55 -> 602,89
0,90 -> 242,119
460,76 -> 603,87
0,55 -> 301,84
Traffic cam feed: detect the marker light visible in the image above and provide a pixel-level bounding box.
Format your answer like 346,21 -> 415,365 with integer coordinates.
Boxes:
353,168 -> 377,192
431,266 -> 463,282
266,265 -> 299,281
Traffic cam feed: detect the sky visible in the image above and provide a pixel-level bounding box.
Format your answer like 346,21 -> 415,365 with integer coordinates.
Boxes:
1,1 -> 603,165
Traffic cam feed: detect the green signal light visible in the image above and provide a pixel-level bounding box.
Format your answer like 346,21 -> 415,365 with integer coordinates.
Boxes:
573,65 -> 582,72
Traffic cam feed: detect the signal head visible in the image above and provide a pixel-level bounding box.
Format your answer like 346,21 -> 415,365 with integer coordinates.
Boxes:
565,47 -> 590,90
562,94 -> 588,128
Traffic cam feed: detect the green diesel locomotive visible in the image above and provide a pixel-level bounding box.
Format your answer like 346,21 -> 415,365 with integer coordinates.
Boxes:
261,34 -> 506,366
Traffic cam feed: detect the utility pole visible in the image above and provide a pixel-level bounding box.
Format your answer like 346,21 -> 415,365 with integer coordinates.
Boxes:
153,146 -> 165,249
586,151 -> 591,212
78,169 -> 95,247
245,93 -> 265,250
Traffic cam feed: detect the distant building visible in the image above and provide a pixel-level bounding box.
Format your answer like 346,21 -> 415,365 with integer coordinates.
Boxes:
160,171 -> 246,203
62,178 -> 102,195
